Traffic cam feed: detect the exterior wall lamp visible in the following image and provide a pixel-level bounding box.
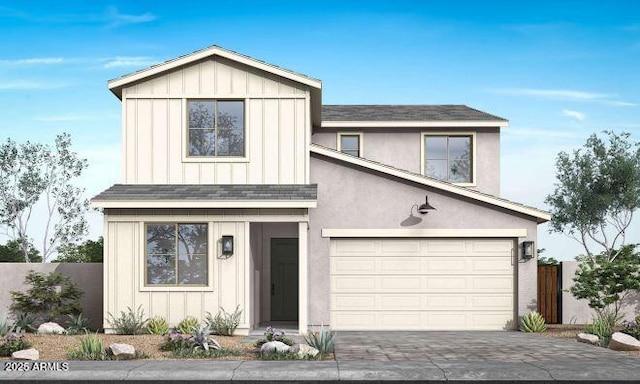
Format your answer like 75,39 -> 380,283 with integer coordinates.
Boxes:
221,235 -> 234,257
522,241 -> 535,260
416,196 -> 436,214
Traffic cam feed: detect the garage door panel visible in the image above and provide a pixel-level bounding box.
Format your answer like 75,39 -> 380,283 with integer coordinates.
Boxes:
381,240 -> 420,254
330,238 -> 515,330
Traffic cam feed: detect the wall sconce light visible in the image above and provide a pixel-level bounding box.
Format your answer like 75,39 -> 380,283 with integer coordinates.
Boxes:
416,195 -> 436,215
522,241 -> 535,260
221,236 -> 234,257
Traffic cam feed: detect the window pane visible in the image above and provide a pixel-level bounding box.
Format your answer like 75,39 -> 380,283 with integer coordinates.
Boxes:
188,101 -> 214,128
425,136 -> 447,160
189,128 -> 215,156
341,135 -> 359,150
177,224 -> 208,285
425,159 -> 447,181
449,136 -> 471,160
343,149 -> 359,157
450,159 -> 472,183
146,225 -> 176,285
216,101 -> 244,156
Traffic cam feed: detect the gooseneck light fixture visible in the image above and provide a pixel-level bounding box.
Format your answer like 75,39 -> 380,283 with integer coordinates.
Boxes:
416,196 -> 436,214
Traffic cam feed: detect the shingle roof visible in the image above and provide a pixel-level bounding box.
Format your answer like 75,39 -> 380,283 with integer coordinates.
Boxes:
92,184 -> 317,201
322,105 -> 507,122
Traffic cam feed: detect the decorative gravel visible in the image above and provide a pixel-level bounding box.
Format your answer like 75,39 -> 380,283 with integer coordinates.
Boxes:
541,325 -> 640,357
2,333 -> 258,360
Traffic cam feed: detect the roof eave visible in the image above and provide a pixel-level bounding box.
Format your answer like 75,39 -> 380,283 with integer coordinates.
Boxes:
91,200 -> 317,209
321,120 -> 509,128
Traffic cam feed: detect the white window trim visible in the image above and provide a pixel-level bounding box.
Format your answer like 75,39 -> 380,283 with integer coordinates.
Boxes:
181,98 -> 250,163
421,131 -> 477,187
337,132 -> 363,157
139,221 -> 215,292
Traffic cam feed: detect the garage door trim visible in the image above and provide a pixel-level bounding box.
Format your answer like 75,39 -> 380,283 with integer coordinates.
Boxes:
322,228 -> 527,238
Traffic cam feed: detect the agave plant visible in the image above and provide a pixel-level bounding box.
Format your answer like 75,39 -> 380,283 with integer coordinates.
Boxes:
177,316 -> 199,334
191,325 -> 221,351
520,311 -> 547,333
147,316 -> 169,335
303,324 -> 336,358
66,313 -> 91,335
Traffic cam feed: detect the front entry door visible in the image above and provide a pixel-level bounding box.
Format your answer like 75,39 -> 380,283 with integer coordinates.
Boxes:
270,238 -> 299,321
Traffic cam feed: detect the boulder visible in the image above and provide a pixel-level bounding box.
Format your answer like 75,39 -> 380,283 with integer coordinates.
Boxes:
290,343 -> 320,358
12,348 -> 39,360
576,333 -> 599,345
37,322 -> 65,334
260,341 -> 290,355
609,332 -> 640,351
109,343 -> 136,359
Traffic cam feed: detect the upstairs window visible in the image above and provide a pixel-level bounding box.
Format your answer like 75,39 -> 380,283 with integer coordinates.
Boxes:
338,133 -> 362,157
188,100 -> 245,157
423,134 -> 473,183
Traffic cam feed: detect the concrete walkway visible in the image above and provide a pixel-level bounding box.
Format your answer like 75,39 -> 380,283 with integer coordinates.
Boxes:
1,331 -> 640,382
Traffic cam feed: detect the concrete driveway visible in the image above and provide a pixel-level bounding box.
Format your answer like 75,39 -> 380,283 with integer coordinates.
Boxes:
334,331 -> 640,362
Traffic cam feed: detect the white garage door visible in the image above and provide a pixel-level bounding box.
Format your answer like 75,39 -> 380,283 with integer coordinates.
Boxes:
330,238 -> 515,330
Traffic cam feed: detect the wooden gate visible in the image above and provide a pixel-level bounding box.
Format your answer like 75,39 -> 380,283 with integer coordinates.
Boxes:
537,264 -> 562,324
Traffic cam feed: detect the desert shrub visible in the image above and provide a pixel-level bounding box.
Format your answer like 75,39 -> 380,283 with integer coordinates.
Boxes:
67,333 -> 104,360
205,306 -> 242,336
304,324 -> 335,359
10,270 -> 83,324
621,315 -> 640,340
520,311 -> 547,333
255,326 -> 294,347
12,312 -> 36,333
0,333 -> 31,356
0,315 -> 14,335
66,313 -> 91,335
147,316 -> 169,335
107,305 -> 148,335
584,310 -> 619,347
176,316 -> 199,334
160,327 -> 231,358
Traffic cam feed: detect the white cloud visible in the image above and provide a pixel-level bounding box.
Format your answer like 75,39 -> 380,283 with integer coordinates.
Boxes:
489,88 -> 636,107
0,80 -> 67,90
0,57 -> 64,66
101,56 -> 157,69
104,7 -> 156,28
562,109 -> 586,121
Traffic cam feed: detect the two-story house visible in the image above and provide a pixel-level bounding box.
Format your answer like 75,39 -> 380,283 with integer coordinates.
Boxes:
92,45 -> 550,334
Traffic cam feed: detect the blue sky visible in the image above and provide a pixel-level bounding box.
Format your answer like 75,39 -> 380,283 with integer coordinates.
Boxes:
0,0 -> 639,260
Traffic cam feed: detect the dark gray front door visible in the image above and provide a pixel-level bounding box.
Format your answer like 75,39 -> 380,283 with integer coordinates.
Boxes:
270,238 -> 299,321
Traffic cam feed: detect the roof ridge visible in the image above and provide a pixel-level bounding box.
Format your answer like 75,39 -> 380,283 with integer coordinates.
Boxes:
309,143 -> 549,221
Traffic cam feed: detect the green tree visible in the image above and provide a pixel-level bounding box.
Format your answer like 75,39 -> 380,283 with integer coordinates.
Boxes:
570,245 -> 640,318
545,131 -> 640,261
0,239 -> 42,262
0,133 -> 89,262
10,270 -> 84,323
54,237 -> 103,263
536,248 -> 559,265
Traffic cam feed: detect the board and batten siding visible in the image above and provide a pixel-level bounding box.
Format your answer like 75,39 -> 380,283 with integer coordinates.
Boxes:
120,56 -> 311,185
103,217 -> 248,330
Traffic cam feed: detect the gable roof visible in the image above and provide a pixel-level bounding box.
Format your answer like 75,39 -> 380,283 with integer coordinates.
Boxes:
91,184 -> 317,209
321,105 -> 508,128
310,144 -> 550,223
108,45 -> 322,98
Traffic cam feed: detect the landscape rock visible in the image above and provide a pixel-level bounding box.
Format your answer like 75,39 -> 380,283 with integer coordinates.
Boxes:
576,333 -> 599,345
290,343 -> 320,358
609,332 -> 640,351
109,343 -> 136,359
37,322 -> 65,334
12,348 -> 39,360
260,341 -> 290,355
